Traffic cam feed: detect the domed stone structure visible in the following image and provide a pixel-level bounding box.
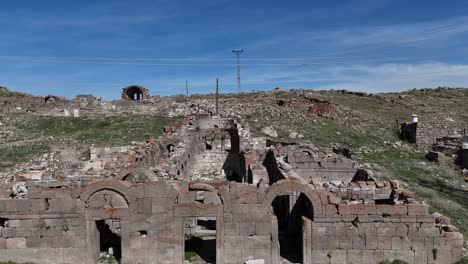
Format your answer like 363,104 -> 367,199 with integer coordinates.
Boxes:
121,85 -> 150,101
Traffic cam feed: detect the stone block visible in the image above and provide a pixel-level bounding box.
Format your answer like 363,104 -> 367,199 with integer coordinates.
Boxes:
378,237 -> 392,250
339,236 -> 353,249
6,238 -> 26,249
239,222 -> 256,236
377,227 -> 396,237
391,237 -> 402,250
365,236 -> 378,250
329,250 -> 346,264
349,204 -> 367,215
248,235 -> 270,249
245,259 -> 264,264
407,204 -> 428,216
255,222 -> 271,235
346,250 -> 362,264
30,199 -> 48,212
338,204 -> 350,215
362,250 -> 377,264
415,250 -> 427,264
225,222 -> 240,235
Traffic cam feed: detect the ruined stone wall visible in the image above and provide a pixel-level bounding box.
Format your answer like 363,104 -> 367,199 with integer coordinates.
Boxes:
287,150 -> 358,183
417,120 -> 468,148
0,186 -> 88,263
0,179 -> 464,264
308,203 -> 463,264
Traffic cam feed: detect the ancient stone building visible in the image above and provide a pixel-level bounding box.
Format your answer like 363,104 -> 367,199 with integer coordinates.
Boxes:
0,114 -> 464,264
121,85 -> 151,101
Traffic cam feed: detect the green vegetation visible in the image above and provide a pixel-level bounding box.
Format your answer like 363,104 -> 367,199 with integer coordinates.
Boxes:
0,89 -> 29,98
98,254 -> 117,264
13,114 -> 178,146
184,250 -> 198,261
432,248 -> 438,260
380,260 -> 409,264
0,143 -> 49,169
0,113 -> 178,171
0,262 -> 34,264
455,257 -> 468,264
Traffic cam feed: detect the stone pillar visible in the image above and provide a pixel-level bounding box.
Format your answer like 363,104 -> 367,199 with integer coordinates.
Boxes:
216,216 -> 225,264
271,216 -> 280,264
73,109 -> 80,117
302,216 -> 312,264
64,109 -> 70,117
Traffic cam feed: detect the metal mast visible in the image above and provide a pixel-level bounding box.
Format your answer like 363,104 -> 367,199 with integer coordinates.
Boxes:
216,78 -> 219,116
232,49 -> 243,96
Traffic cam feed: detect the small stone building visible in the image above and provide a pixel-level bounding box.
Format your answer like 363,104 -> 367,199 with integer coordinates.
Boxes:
121,85 -> 150,101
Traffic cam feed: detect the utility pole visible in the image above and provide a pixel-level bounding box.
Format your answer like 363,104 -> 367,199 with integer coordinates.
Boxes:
186,80 -> 189,96
216,78 -> 219,116
232,49 -> 243,98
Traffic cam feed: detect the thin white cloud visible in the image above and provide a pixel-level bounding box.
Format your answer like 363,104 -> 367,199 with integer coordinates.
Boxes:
320,62 -> 468,92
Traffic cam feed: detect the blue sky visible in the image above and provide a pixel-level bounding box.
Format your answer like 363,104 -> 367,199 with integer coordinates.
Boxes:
2,0 -> 468,99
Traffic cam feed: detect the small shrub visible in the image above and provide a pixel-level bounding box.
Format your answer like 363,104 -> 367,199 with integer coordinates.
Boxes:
432,248 -> 438,260
454,257 -> 468,264
380,260 -> 409,264
0,262 -> 34,264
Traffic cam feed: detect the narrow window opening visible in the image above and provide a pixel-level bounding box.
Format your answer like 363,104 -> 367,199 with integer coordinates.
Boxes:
138,230 -> 148,237
0,218 -> 8,227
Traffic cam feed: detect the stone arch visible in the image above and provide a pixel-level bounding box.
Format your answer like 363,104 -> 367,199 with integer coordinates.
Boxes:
80,179 -> 134,205
81,180 -> 134,263
261,178 -> 323,217
44,95 -> 60,104
121,85 -> 148,101
262,179 -> 322,263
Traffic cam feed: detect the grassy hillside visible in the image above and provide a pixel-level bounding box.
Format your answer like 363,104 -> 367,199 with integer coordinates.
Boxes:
245,88 -> 468,237
0,113 -> 178,170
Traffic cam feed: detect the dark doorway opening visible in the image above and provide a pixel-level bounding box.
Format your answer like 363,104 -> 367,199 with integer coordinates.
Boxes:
125,86 -> 144,101
184,217 -> 217,263
272,193 -> 313,263
96,219 -> 122,263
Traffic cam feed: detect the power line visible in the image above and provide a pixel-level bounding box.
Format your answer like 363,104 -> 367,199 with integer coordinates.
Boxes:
0,57 -> 419,67
0,54 -> 382,61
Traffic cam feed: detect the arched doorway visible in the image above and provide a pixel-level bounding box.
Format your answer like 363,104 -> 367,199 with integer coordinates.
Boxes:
271,191 -> 313,263
121,85 -> 148,101
125,86 -> 143,100
83,186 -> 130,264
262,180 -> 322,264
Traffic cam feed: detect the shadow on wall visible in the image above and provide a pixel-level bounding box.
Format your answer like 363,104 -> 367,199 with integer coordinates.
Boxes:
455,148 -> 468,169
222,129 -> 247,182
262,149 -> 286,184
399,122 -> 417,144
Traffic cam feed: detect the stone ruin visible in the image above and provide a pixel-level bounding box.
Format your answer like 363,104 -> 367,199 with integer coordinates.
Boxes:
121,85 -> 151,101
398,115 -> 468,172
0,111 -> 464,264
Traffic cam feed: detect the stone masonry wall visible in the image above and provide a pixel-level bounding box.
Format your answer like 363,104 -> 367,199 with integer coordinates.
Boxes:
287,150 -> 358,183
417,120 -> 468,148
0,179 -> 464,264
